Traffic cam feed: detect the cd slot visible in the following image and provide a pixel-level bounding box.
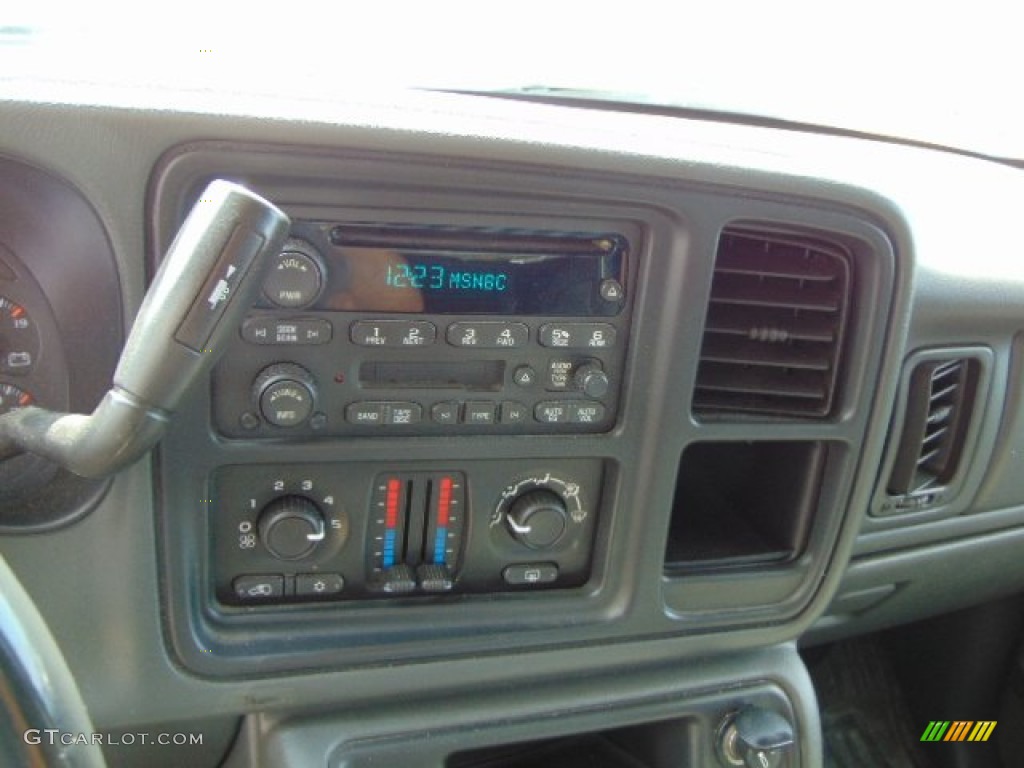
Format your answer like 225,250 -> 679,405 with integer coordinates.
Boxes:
328,224 -> 620,255
360,361 -> 506,391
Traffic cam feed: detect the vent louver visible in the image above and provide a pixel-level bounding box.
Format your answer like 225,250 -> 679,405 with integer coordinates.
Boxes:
886,358 -> 978,497
693,229 -> 852,417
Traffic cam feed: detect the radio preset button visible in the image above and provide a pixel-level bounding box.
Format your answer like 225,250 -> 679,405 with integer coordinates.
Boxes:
447,322 -> 528,348
346,402 -> 383,425
382,402 -> 423,426
351,320 -> 436,347
539,323 -> 616,350
500,401 -> 528,424
464,401 -> 496,425
243,317 -> 333,345
535,401 -> 570,424
431,401 -> 460,424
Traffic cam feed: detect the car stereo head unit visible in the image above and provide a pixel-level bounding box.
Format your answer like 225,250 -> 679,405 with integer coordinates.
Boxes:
212,220 -> 634,438
268,223 -> 628,317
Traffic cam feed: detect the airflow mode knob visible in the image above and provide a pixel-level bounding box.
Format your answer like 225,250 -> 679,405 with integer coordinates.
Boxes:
505,489 -> 568,549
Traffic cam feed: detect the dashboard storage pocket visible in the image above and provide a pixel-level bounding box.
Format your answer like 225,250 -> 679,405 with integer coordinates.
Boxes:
664,441 -> 825,571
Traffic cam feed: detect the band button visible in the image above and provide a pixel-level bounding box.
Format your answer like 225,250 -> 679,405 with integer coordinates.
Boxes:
345,402 -> 383,425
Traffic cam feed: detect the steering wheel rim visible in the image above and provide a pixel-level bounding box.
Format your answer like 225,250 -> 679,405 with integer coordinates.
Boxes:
0,553 -> 106,767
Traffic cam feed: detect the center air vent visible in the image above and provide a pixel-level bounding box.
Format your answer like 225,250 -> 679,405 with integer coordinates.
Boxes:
693,229 -> 852,418
886,357 -> 980,498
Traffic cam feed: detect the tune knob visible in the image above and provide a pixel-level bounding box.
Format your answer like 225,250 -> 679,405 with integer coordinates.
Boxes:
505,489 -> 568,549
252,363 -> 316,427
572,363 -> 610,398
258,495 -> 325,560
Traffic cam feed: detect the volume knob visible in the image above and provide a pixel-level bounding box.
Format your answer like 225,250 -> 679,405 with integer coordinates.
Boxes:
258,495 -> 325,560
505,489 -> 568,549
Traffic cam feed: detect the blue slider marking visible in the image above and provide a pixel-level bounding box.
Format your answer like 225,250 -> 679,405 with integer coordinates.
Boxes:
434,528 -> 448,565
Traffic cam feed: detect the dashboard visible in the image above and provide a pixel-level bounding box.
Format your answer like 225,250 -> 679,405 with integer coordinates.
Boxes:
1,82 -> 1024,768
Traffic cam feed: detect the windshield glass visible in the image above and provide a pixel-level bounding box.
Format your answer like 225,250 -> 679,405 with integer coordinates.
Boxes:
3,1 -> 1022,160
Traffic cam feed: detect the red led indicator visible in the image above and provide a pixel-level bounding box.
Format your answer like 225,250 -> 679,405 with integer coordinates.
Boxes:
10,305 -> 25,319
385,478 -> 401,529
437,476 -> 453,526
18,393 -> 32,406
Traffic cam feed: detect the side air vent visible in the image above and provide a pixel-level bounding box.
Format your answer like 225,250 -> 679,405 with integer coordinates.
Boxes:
886,357 -> 980,499
693,229 -> 852,418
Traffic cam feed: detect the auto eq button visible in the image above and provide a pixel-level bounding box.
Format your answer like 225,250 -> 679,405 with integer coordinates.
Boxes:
534,401 -> 570,423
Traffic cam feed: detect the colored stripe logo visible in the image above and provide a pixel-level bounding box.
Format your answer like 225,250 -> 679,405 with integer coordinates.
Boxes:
920,721 -> 996,742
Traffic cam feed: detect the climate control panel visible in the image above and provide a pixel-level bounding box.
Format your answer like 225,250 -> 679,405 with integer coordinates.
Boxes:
210,459 -> 603,606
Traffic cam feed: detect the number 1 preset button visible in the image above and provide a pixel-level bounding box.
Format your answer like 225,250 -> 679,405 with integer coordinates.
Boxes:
351,320 -> 437,347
